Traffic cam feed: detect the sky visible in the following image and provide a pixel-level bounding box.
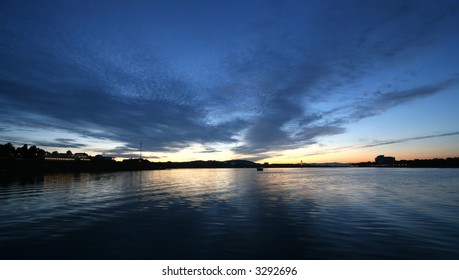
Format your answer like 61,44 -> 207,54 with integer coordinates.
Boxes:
1,0 -> 459,163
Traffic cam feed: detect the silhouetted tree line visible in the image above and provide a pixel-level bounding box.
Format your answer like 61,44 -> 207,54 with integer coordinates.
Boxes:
0,142 -> 86,160
0,142 -> 122,172
0,143 -> 46,159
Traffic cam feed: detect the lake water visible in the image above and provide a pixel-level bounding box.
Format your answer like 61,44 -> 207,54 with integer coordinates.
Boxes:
0,168 -> 458,259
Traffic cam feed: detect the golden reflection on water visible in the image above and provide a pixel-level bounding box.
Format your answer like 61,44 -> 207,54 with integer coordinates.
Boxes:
43,173 -> 76,187
138,168 -> 259,209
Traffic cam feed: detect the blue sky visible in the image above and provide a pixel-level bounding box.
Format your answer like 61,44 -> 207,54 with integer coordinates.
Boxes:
1,0 -> 458,162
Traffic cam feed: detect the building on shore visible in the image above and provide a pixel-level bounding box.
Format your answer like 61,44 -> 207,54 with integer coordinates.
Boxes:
44,152 -> 74,161
74,153 -> 90,161
92,154 -> 114,161
375,155 -> 396,165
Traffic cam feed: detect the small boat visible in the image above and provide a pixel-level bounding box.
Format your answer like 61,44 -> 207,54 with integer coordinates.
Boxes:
257,167 -> 263,171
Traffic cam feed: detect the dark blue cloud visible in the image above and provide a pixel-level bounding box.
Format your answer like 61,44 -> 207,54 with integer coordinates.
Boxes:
36,139 -> 88,150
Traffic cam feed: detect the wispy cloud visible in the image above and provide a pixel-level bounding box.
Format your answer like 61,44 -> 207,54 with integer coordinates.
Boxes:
194,147 -> 221,154
348,78 -> 459,121
302,131 -> 459,158
359,132 -> 459,149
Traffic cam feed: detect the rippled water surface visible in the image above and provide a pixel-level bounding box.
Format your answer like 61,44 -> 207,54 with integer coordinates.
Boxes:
1,168 -> 458,259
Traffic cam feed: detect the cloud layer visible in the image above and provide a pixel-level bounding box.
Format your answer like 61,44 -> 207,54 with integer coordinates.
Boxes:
1,0 -> 458,158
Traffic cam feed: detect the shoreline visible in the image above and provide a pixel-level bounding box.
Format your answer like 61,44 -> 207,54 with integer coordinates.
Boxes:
1,158 -> 458,174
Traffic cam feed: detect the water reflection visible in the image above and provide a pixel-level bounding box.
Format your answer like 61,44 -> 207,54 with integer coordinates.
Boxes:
0,168 -> 458,259
137,169 -> 258,209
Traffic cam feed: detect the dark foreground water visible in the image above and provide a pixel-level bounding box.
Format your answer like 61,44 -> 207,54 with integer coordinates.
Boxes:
1,168 -> 458,259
